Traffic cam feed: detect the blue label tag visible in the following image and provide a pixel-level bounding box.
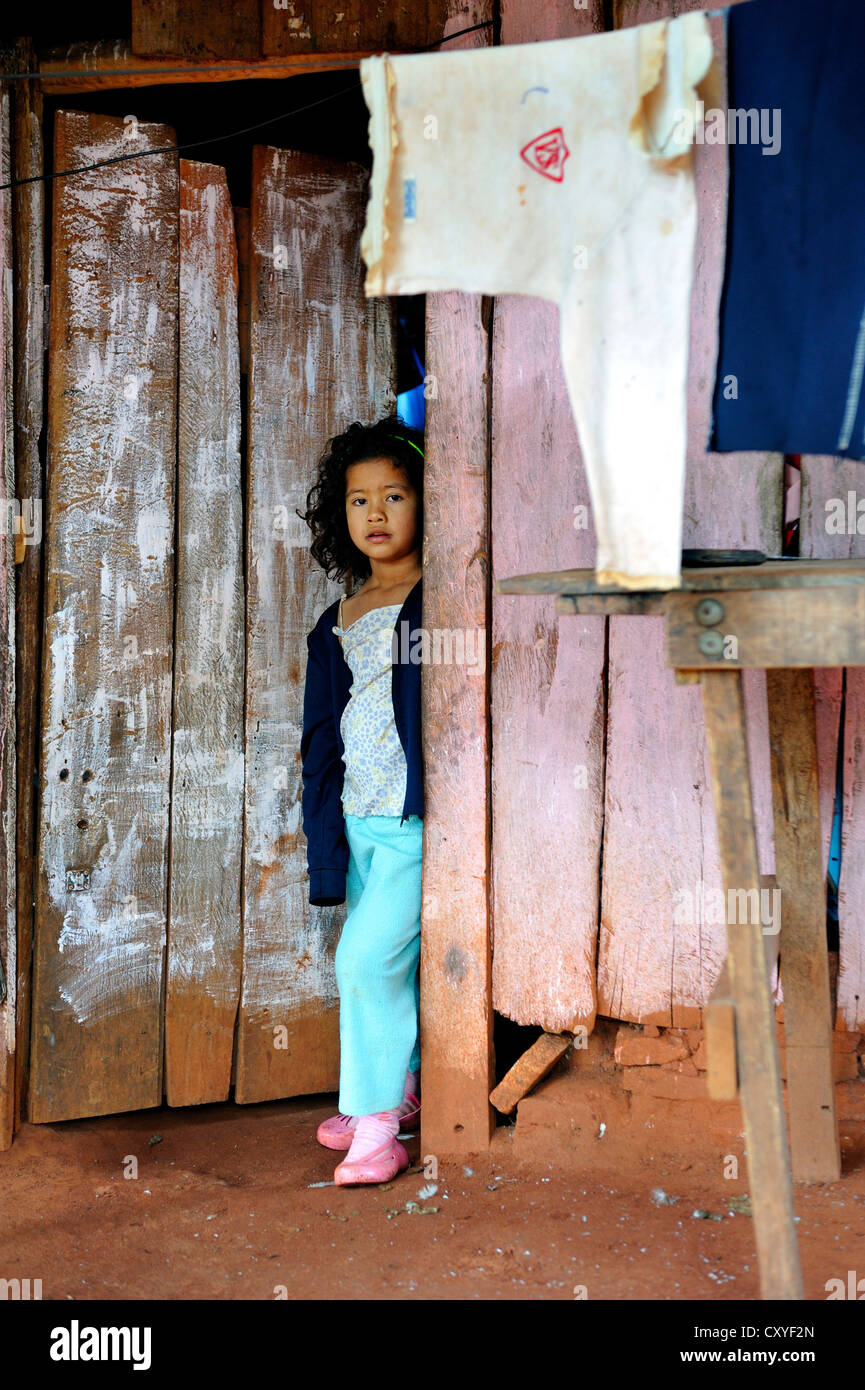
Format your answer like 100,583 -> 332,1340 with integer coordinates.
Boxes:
403,177 -> 417,221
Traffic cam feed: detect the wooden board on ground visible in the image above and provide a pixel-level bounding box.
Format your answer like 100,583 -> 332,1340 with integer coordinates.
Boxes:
30,110 -> 178,1123
164,161 -> 244,1106
490,1033 -> 572,1114
235,146 -> 395,1103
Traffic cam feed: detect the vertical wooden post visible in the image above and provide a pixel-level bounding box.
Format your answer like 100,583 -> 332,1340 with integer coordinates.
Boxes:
766,668 -> 841,1181
0,60 -> 16,1150
420,289 -> 493,1156
701,670 -> 803,1300
10,37 -> 44,1137
419,4 -> 495,1159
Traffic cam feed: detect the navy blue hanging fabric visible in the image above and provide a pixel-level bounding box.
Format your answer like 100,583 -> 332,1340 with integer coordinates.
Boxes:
396,308 -> 426,431
710,0 -> 865,459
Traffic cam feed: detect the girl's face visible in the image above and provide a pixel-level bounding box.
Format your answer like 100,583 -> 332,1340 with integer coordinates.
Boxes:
344,456 -> 420,570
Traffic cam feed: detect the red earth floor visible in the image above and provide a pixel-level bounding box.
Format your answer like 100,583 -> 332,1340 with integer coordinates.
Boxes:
2,1090 -> 864,1301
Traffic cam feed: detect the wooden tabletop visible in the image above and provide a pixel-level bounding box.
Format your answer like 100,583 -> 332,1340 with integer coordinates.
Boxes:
496,559 -> 865,671
495,558 -> 865,598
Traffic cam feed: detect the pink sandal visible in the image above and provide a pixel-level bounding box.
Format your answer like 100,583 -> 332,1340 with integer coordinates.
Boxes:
316,1112 -> 359,1150
317,1092 -> 420,1151
334,1134 -> 410,1186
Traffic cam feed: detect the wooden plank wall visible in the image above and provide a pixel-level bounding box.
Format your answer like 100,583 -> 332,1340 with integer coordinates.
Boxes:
260,0 -> 455,54
131,0 -> 462,57
491,0 -> 606,1035
8,1 -> 860,1140
164,161 -> 244,1105
491,0 -> 859,1036
604,0 -> 860,1032
598,0 -> 782,1027
801,456 -> 865,1032
30,111 -> 178,1123
491,0 -> 777,1033
0,69 -> 16,1149
133,0 -> 262,60
235,146 -> 395,1103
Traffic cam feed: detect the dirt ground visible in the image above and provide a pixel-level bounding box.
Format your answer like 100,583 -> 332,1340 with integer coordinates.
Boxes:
2,1090 -> 864,1302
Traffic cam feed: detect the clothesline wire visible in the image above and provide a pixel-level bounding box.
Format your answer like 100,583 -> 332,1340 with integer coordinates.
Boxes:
0,18 -> 495,191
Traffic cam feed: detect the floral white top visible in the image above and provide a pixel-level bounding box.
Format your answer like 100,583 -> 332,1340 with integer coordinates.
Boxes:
332,596 -> 407,817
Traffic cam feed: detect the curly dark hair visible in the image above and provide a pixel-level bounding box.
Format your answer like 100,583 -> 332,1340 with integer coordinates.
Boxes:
297,415 -> 424,590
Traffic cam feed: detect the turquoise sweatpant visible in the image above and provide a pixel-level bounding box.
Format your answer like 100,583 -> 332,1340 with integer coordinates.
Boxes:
335,813 -> 423,1116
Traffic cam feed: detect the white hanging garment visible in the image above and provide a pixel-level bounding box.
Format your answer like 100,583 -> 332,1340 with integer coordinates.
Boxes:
360,15 -> 718,589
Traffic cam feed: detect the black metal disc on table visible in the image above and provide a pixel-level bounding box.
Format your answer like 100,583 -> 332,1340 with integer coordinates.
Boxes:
681,549 -> 768,568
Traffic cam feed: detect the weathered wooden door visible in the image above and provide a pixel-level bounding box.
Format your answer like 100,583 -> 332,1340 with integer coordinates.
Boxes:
29,107 -> 394,1122
234,146 -> 395,1103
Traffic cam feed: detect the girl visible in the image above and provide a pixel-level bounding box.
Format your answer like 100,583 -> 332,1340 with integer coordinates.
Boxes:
298,415 -> 425,1187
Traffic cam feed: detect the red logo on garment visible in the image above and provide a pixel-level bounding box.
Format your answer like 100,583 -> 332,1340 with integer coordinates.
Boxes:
520,127 -> 570,182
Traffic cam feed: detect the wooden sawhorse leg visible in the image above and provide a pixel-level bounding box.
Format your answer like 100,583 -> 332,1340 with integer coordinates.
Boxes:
766,669 -> 841,1182
700,670 -> 803,1300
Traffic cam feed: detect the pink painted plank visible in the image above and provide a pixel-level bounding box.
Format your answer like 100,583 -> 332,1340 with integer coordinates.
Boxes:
598,1 -> 783,1024
490,1 -> 606,1033
613,0 -> 753,22
499,0 -> 604,42
800,457 -> 865,1032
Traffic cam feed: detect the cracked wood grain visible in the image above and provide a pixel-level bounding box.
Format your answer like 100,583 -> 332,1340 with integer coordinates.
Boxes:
31,109 -> 178,1123
164,161 -> 244,1106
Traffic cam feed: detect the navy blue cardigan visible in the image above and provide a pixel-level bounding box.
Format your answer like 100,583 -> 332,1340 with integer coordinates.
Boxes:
300,576 -> 423,906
